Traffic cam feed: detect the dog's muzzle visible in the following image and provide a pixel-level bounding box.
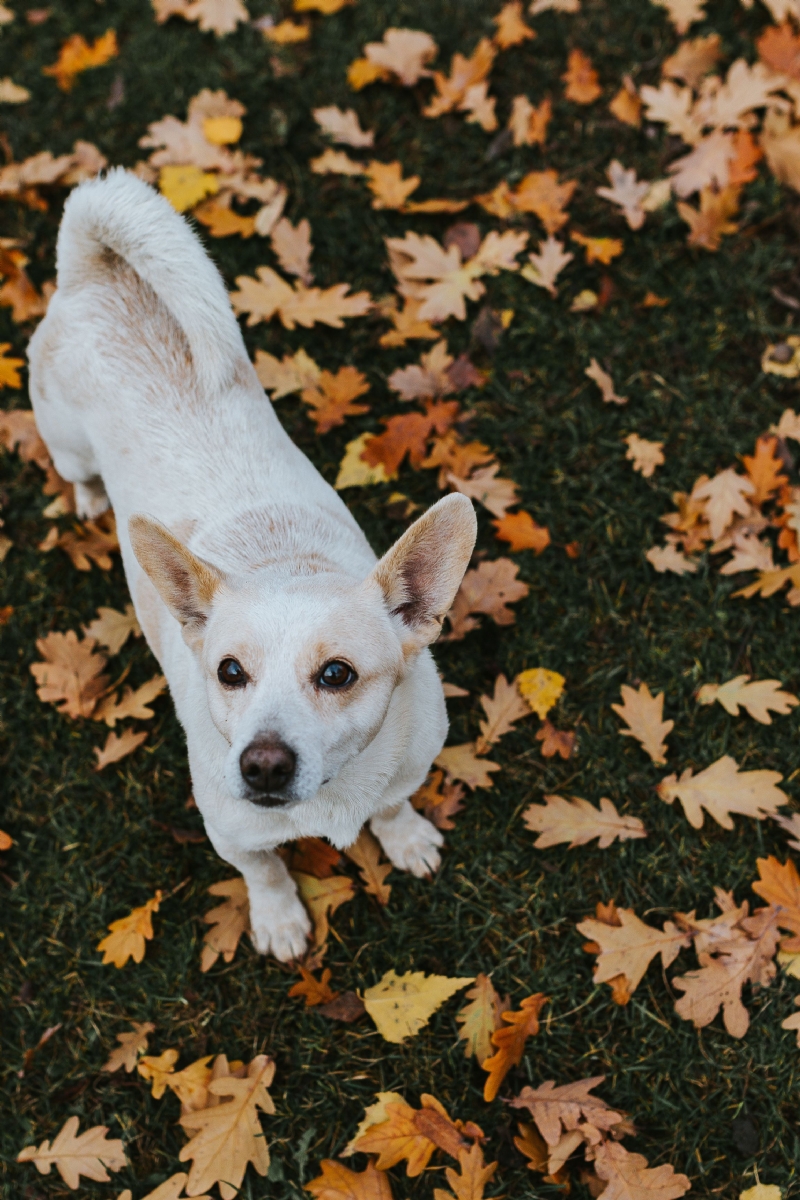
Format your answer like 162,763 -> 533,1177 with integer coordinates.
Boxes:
239,736 -> 296,807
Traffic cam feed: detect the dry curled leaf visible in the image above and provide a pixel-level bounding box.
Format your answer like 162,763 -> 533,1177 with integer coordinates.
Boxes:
625,434 -> 665,478
586,359 -> 627,405
482,993 -> 548,1101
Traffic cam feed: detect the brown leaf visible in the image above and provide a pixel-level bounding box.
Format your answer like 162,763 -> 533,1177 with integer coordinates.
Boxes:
752,855 -> 800,948
523,794 -> 645,849
482,993 -> 548,1101
102,1022 -> 155,1073
289,965 -> 339,1007
362,401 -> 459,475
82,604 -> 141,655
93,674 -> 167,727
510,1076 -> 622,1146
592,1140 -> 690,1200
193,199 -> 256,238
446,558 -> 529,638
360,27 -> 438,87
317,990 -> 367,1022
270,216 -> 314,283
563,49 -> 601,104
48,512 -> 119,571
345,829 -> 392,904
743,434 -> 787,506
30,630 -> 110,719
448,463 -> 518,518
292,871 -> 356,948
477,170 -> 576,233
352,1093 -> 467,1176
423,38 -> 496,119
493,2 -> 535,49
435,743 -> 501,790
657,755 -> 788,830
536,721 -> 576,759
93,728 -> 148,771
410,769 -> 466,829
290,837 -> 343,878
378,297 -> 439,348
577,908 -> 691,998
230,267 -> 371,330
42,30 -> 118,91
433,1142 -> 498,1200
677,185 -> 740,252
200,878 -> 251,972
475,673 -> 531,751
611,683 -> 673,765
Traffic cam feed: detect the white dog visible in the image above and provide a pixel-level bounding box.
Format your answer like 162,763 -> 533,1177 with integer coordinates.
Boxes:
27,169 -> 477,961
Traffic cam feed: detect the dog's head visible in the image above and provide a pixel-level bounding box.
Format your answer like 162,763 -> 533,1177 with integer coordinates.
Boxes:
129,494 -> 476,807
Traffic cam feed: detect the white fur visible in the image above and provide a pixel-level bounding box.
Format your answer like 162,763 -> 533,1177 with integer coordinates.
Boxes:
28,170 -> 477,961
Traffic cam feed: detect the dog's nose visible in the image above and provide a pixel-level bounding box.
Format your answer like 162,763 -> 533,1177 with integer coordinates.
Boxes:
240,738 -> 296,798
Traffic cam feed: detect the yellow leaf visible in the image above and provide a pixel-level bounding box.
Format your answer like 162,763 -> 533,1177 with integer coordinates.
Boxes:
570,232 -> 623,265
740,1188 -> 782,1200
0,343 -> 24,388
335,433 -> 395,489
97,890 -> 162,968
516,667 -> 564,719
294,0 -> 352,11
159,164 -> 219,213
696,676 -> 799,724
17,1116 -> 127,1188
348,57 -> 389,89
42,30 -> 118,92
362,969 -> 474,1043
262,19 -> 310,43
455,973 -> 504,1063
202,115 -> 242,144
138,1048 -> 180,1099
292,871 -> 355,947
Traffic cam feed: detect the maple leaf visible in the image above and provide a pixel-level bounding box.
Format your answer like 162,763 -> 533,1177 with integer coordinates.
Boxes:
482,994 -> 548,1101
752,855 -> 800,948
97,890 -> 162,967
422,430 -> 494,487
577,908 -> 691,996
612,683 -> 673,765
448,463 -> 518,517
230,267 -> 371,330
306,1159 -> 393,1200
609,79 -> 642,127
363,970 -> 474,1043
474,673 -> 531,751
596,161 -> 650,230
456,974 -> 505,1064
362,28 -> 438,86
563,48 -> 601,104
410,769 -> 466,829
523,794 -> 646,849
179,1055 -> 275,1198
696,676 -> 798,724
83,604 -> 141,655
536,720 -> 577,759
345,829 -> 392,904
94,728 -> 148,771
30,630 -> 109,719
423,37 -> 496,119
433,1143 -> 498,1200
521,236 -> 573,296
586,358 -> 628,405
672,907 -> 781,1037
658,755 -> 788,829
446,558 -> 529,638
435,743 -> 501,789
314,105 -> 374,148
43,30 -> 118,91
300,367 -> 370,434
646,543 -> 698,574
102,1021 -> 155,1073
289,965 -> 339,1006
625,434 -> 665,478
270,217 -> 313,284
517,667 -> 565,719
254,348 -> 321,398
571,232 -> 624,265
509,95 -> 552,147
592,1140 -> 691,1200
17,1116 -> 126,1188
293,871 -> 356,948
46,512 -> 119,572
93,675 -> 167,727
678,185 -> 740,251
492,510 -> 551,552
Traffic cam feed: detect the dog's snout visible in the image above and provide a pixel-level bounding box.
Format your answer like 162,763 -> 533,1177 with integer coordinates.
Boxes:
239,737 -> 296,801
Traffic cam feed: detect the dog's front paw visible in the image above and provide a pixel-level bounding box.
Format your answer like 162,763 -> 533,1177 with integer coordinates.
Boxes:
249,892 -> 311,962
373,809 -> 444,878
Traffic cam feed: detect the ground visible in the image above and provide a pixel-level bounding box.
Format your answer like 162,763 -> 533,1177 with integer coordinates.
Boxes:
2,0 -> 800,1197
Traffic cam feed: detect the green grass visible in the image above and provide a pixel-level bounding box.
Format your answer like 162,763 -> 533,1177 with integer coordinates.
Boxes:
3,0 -> 800,1196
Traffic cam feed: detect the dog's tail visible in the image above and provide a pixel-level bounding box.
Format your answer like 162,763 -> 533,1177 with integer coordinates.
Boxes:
56,167 -> 246,397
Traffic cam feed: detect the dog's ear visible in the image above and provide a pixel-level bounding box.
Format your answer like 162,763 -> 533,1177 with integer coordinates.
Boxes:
129,514 -> 225,638
371,493 -> 477,651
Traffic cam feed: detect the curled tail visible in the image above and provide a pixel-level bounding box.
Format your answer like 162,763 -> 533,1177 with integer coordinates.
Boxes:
56,167 -> 247,398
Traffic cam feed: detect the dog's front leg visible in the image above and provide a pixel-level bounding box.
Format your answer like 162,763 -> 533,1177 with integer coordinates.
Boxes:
205,832 -> 311,962
370,798 -> 444,878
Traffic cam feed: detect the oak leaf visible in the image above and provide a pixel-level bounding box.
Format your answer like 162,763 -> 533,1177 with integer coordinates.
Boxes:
270,217 -> 313,284
510,1076 -> 622,1146
306,1159 -> 393,1200
456,974 -> 505,1064
301,367 -> 370,433
83,604 -> 141,655
365,160 -> 421,210
678,185 -> 740,251
17,1116 -> 126,1188
520,236 -> 573,295
410,769 -> 466,829
0,343 -> 24,388
94,675 -> 167,727
651,0 -> 706,34
200,877 -> 250,970
743,434 -> 786,505
509,95 -> 552,147
657,755 -> 788,829
388,340 -> 454,401
492,510 -> 551,552
536,720 -> 577,759
640,80 -> 702,145
478,170 -> 577,233
254,348 -> 320,398
586,359 -> 627,405
494,1 -> 535,48
696,676 -> 798,724
625,434 -> 665,478
350,1092 -> 472,1175
292,871 -> 356,948
663,32 -> 721,89
734,561 -> 800,600
179,1055 -> 276,1199
103,1021 -> 155,1072
362,400 -> 459,475
138,1048 -> 180,1099
94,728 -> 148,771
609,80 -> 642,128
563,48 -> 601,104
0,408 -> 51,471
571,232 -> 623,265
435,743 -> 501,789
289,965 -> 339,1007
473,673 -> 531,753
577,908 -> 691,995
335,433 -> 395,489
313,105 -> 374,148
363,970 -> 474,1043
612,682 -> 673,765
261,19 -> 310,43
482,993 -> 548,1101
596,161 -> 650,230
97,891 -> 162,968
446,558 -> 529,638
345,828 -> 392,904
310,148 -> 366,175
378,297 -> 439,347
43,30 -> 118,91
523,794 -> 646,849
646,543 -> 698,574
30,630 -> 110,720
156,0 -> 250,35
434,1143 -> 498,1200
517,667 -> 565,718
362,28 -> 438,87
423,38 -> 496,119
592,1139 -> 691,1200
752,855 -> 800,948
448,463 -> 518,517
230,267 -> 371,330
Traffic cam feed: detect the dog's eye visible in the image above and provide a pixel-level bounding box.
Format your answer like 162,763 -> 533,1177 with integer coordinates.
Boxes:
218,657 -> 247,688
317,660 -> 357,689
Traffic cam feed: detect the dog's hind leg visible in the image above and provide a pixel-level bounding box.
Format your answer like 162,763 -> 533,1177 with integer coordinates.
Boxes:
370,798 -> 443,878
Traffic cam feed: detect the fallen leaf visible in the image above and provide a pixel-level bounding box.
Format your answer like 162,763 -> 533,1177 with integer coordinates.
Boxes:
362,27 -> 438,86
609,79 -> 642,127
435,743 -> 501,789
646,543 -> 698,574
586,359 -> 627,405
696,676 -> 799,724
456,974 -> 505,1064
290,838 -> 343,878
97,890 -> 162,968
261,18 -> 310,43
293,871 -> 356,948
310,148 -> 367,175
625,433 -> 665,478
508,95 -> 552,147
83,604 -> 141,655
657,755 -> 788,829
563,48 -> 601,104
335,433 -> 395,489
30,630 -> 109,719
433,1143 -> 498,1200
43,30 -> 118,91
492,510 -> 551,552
423,37 -> 496,120
612,683 -> 673,764
478,170 -> 576,233
48,512 -> 120,571
739,1187 -> 782,1200
138,1048 -> 180,1099
596,160 -> 650,230
230,267 -> 371,330
317,991 -> 367,1022
301,367 -> 370,433
314,105 -> 374,148
345,828 -> 392,904
578,908 -> 691,997
0,343 -> 24,388
362,403 -> 458,475
571,232 -> 623,265
201,878 -> 250,971
663,32 -> 721,88
179,1055 -> 276,1197
520,236 -> 573,296
592,1140 -> 691,1200
494,1 -> 535,48
752,855 -> 800,948
17,1116 -> 126,1188
349,1093 -> 466,1176
363,970 -> 474,1043
511,1076 -> 622,1148
294,0 -> 351,11
254,348 -> 321,398
743,434 -> 787,505
474,673 -> 532,751
652,0 -> 706,34
523,794 -> 646,849
536,720 -> 577,759
446,558 -> 529,638
93,675 -> 167,727
410,769 -> 466,829
0,78 -> 31,103
482,993 -> 548,1101
0,828 -> 12,849
102,1021 -> 155,1072
678,185 -> 740,251
270,217 -> 314,284
517,667 -> 565,719
388,340 -> 454,401
378,297 -> 440,347
306,1159 -> 393,1200
448,463 -> 518,517
289,965 -> 339,1007
94,728 -> 148,771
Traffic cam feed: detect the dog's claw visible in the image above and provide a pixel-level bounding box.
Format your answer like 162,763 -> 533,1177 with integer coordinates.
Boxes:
249,895 -> 311,962
372,806 -> 444,878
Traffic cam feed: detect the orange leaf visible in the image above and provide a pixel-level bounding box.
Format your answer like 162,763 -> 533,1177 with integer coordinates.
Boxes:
410,769 -> 466,830
728,129 -> 762,186
362,401 -> 459,475
757,21 -> 800,80
571,232 -> 623,265
43,30 -> 118,92
289,965 -> 339,1007
493,1 -> 535,49
492,511 -> 550,553
193,200 -> 256,238
535,720 -> 576,759
743,434 -> 786,506
305,1158 -> 393,1199
97,891 -> 162,968
481,993 -> 548,1102
301,367 -> 370,433
677,185 -> 740,252
753,855 -> 800,948
563,48 -> 601,104
290,838 -> 343,878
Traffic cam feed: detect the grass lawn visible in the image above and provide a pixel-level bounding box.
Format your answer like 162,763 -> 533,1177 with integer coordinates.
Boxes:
3,0 -> 800,1196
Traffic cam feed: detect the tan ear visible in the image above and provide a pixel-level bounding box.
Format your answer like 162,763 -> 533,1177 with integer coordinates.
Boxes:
372,493 -> 477,650
129,513 -> 224,635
